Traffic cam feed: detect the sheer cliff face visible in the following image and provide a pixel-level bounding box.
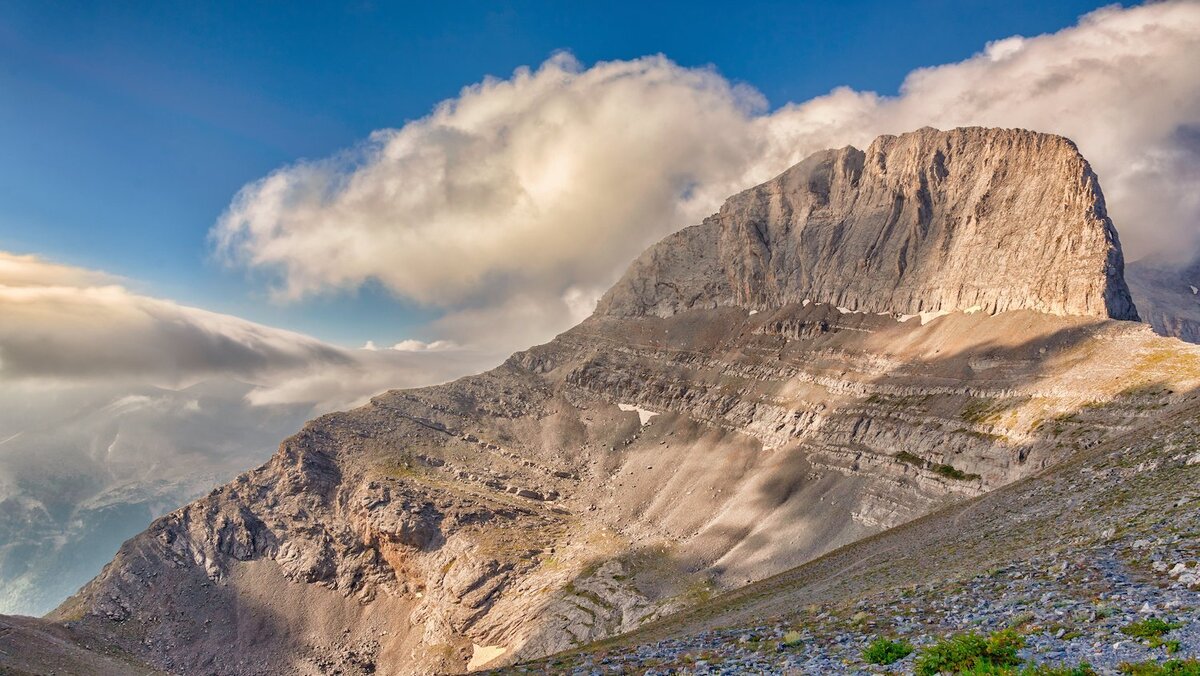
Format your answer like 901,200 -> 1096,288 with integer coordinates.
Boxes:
44,128 -> 1197,676
599,127 -> 1138,321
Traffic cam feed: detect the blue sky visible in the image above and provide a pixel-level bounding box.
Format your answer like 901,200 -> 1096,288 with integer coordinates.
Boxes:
0,0 -> 1117,345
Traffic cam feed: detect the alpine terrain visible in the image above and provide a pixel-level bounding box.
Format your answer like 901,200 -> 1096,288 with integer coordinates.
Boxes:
6,127 -> 1200,675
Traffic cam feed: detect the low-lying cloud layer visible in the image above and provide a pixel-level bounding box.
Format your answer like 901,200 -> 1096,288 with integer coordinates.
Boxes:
214,1 -> 1200,355
0,252 -> 502,409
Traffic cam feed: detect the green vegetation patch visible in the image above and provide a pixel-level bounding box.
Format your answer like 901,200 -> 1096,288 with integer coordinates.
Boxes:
862,637 -> 914,665
932,463 -> 982,481
894,451 -> 982,481
962,398 -> 1001,425
1121,617 -> 1183,652
1118,659 -> 1200,676
1121,618 -> 1183,641
1022,665 -> 1098,676
915,628 -> 1024,676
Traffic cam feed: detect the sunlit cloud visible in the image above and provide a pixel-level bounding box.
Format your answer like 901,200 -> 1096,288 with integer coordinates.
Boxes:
0,252 -> 500,410
213,2 -> 1200,357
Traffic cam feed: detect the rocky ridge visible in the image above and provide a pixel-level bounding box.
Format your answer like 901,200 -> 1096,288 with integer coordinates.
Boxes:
599,127 -> 1137,322
11,127 -> 1198,675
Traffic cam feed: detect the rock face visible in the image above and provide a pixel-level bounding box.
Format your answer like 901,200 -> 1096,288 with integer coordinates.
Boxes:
30,127 -> 1196,676
1127,255 -> 1200,343
599,127 -> 1138,321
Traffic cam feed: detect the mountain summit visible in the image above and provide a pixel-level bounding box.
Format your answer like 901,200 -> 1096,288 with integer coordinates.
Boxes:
601,127 -> 1138,321
12,128 -> 1197,675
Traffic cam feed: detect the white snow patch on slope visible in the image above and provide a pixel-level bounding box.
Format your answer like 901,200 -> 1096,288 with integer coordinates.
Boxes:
468,644 -> 507,671
918,310 -> 951,325
618,403 -> 659,425
897,310 -> 951,325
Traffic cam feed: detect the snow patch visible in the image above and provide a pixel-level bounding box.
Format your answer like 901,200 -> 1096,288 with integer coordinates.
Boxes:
468,644 -> 507,671
748,309 -> 759,316
1190,285 -> 1198,295
918,310 -> 951,325
897,310 -> 950,325
618,403 -> 659,425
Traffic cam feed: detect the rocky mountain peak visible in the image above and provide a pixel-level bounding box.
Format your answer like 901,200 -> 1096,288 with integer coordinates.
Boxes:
598,126 -> 1139,321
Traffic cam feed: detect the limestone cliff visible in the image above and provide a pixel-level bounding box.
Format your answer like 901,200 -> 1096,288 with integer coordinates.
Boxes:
599,127 -> 1138,321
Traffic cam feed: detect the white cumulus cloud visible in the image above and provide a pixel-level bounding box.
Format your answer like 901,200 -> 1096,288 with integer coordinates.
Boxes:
212,1 -> 1200,357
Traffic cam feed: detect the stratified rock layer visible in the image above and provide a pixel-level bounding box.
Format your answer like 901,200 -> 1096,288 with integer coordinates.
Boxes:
599,127 -> 1138,321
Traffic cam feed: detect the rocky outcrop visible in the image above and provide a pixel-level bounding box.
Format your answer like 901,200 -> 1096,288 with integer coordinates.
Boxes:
599,127 -> 1138,321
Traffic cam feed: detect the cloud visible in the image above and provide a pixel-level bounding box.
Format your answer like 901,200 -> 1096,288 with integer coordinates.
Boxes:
212,52 -> 774,335
389,339 -> 458,351
0,252 -> 349,384
213,1 -> 1200,356
0,252 -> 500,410
0,252 -> 119,288
364,338 -> 459,351
241,346 -> 502,408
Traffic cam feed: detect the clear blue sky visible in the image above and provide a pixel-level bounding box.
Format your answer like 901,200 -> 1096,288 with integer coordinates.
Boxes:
0,0 -> 1115,345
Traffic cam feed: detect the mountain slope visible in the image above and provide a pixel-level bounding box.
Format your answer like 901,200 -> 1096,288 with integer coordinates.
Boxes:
13,127 -> 1196,675
508,390 -> 1200,673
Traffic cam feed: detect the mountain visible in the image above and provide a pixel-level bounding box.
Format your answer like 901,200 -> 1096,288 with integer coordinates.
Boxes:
10,127 -> 1199,675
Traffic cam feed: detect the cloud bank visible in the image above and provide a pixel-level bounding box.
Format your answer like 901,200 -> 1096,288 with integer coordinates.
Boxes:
0,252 -> 501,410
214,1 -> 1200,354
